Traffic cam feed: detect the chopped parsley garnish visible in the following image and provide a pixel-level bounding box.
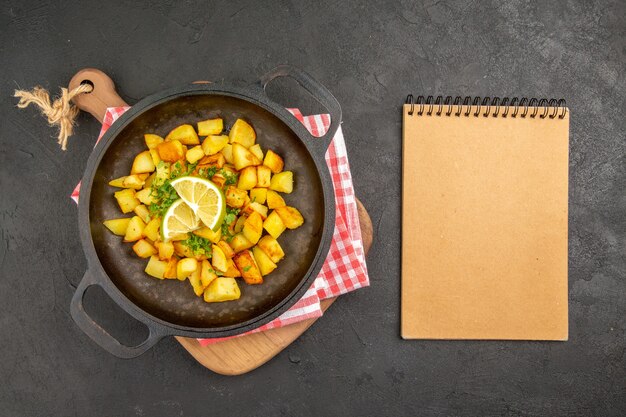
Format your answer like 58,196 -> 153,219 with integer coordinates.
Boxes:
242,265 -> 251,272
180,234 -> 213,257
220,207 -> 240,240
221,169 -> 239,186
197,166 -> 218,180
148,161 -> 198,217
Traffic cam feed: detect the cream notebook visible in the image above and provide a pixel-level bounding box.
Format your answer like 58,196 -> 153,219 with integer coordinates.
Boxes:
401,96 -> 569,340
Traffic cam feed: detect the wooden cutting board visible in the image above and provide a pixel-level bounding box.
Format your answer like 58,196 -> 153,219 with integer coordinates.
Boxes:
69,68 -> 373,375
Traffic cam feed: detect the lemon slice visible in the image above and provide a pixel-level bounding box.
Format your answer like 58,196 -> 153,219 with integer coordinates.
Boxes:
169,176 -> 226,231
161,199 -> 200,241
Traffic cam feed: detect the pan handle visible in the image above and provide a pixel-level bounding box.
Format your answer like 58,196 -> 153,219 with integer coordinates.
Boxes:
259,65 -> 342,156
70,269 -> 167,358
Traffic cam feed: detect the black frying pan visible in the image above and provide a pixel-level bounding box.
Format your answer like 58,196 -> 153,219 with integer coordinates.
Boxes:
69,66 -> 340,358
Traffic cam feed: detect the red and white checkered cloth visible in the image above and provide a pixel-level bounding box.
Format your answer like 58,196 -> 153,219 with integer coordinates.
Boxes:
71,107 -> 369,345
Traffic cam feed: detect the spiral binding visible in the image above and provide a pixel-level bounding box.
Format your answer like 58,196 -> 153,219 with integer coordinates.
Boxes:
405,95 -> 567,119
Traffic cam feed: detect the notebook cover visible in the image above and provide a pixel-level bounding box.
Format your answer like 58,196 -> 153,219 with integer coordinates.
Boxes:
401,105 -> 569,340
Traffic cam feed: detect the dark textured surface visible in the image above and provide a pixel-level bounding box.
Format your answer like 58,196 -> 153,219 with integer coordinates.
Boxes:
1,0 -> 624,415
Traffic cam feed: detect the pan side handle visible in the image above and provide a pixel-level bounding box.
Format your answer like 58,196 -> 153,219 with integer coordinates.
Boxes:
68,68 -> 128,123
70,269 -> 167,358
259,65 -> 342,157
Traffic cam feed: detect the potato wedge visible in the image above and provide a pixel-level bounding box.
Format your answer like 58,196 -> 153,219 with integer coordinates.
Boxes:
177,257 -> 198,281
263,149 -> 284,174
233,250 -> 263,284
200,260 -> 217,287
217,240 -> 235,258
242,202 -> 268,219
249,188 -> 267,205
188,265 -> 204,296
145,256 -> 167,279
135,188 -> 157,205
263,211 -> 286,239
223,259 -> 242,277
232,143 -> 261,171
131,150 -> 156,174
133,204 -> 151,223
249,144 -> 263,161
124,216 -> 146,242
163,258 -> 178,279
103,218 -> 131,236
225,186 -> 247,208
142,217 -> 161,241
222,144 -> 234,164
197,118 -> 223,136
234,215 -> 247,233
157,140 -> 185,162
198,153 -> 225,168
144,133 -> 164,149
133,239 -> 157,258
193,226 -> 221,243
229,233 -> 254,253
155,241 -> 174,261
269,171 -> 293,193
173,241 -> 195,258
253,246 -> 277,276
274,206 -> 304,229
257,235 -> 285,263
186,145 -> 205,164
237,166 -> 257,190
203,278 -> 241,302
256,165 -> 272,188
229,119 -> 256,148
201,135 -> 229,156
242,211 -> 263,244
114,189 -> 140,214
165,124 -> 199,145
211,244 -> 229,272
266,190 -> 286,209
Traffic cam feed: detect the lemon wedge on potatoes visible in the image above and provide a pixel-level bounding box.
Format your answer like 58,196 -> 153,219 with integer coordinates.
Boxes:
169,176 -> 226,232
161,199 -> 200,241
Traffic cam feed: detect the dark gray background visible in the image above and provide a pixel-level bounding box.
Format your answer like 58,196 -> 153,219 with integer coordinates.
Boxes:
1,0 -> 624,416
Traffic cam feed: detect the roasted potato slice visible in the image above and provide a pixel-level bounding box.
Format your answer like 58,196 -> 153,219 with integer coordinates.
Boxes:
133,204 -> 151,223
222,144 -> 234,164
269,171 -> 293,193
124,216 -> 146,242
229,233 -> 254,253
203,278 -> 241,302
135,188 -> 157,205
186,145 -> 205,164
249,188 -> 267,205
274,206 -> 304,229
232,143 -> 261,170
211,244 -> 229,272
201,135 -> 229,156
233,250 -> 263,284
163,258 -> 178,279
237,166 -> 257,190
155,240 -> 174,261
103,218 -> 131,236
252,246 -> 277,276
256,165 -> 272,188
144,133 -> 164,149
197,118 -> 223,136
133,239 -> 157,258
193,226 -> 221,243
131,151 -> 156,174
242,211 -> 263,244
242,202 -> 268,219
266,190 -> 286,209
114,189 -> 140,214
145,256 -> 167,279
188,265 -> 204,296
197,153 -> 225,168
200,260 -> 217,287
165,124 -> 199,145
229,119 -> 256,148
263,149 -> 284,174
142,217 -> 161,241
225,186 -> 247,208
263,211 -> 286,239
157,140 -> 185,162
177,257 -> 198,281
257,235 -> 285,263
249,144 -> 263,161
217,240 -> 235,258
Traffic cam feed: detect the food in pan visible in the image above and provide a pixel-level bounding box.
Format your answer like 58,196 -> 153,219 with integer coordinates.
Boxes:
103,117 -> 304,303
